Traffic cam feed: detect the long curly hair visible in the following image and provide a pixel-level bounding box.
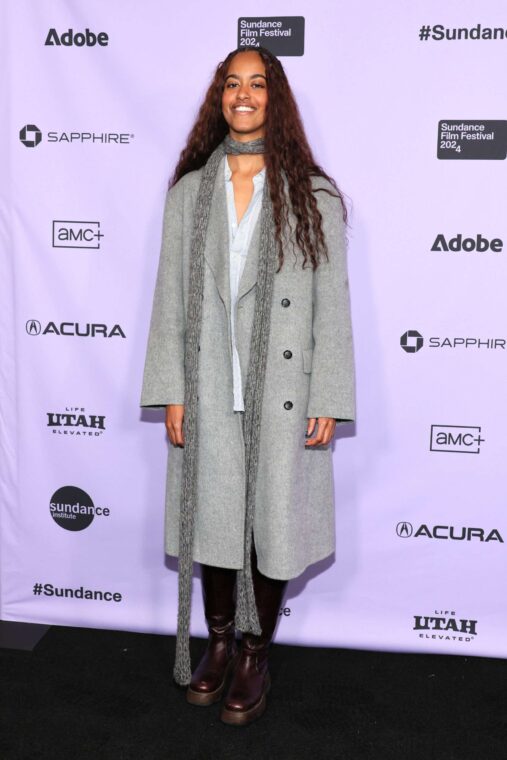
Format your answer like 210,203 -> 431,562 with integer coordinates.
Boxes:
169,46 -> 348,272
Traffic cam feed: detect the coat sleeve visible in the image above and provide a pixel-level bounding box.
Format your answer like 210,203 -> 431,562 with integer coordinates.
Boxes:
139,180 -> 186,408
306,182 -> 356,425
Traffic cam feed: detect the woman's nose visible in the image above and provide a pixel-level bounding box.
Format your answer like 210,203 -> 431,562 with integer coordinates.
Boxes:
237,83 -> 250,99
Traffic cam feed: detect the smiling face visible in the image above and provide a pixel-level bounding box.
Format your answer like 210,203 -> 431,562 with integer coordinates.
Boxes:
221,51 -> 268,141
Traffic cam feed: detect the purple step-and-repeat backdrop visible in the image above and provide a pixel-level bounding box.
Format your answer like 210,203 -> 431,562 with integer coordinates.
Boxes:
1,1 -> 506,658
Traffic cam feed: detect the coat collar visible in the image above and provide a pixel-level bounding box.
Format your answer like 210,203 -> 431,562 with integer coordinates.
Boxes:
203,156 -> 262,322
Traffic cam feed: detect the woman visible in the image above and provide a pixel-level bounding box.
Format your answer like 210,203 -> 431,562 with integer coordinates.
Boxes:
140,45 -> 356,726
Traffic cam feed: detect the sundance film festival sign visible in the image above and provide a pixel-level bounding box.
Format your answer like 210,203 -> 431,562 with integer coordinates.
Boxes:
437,120 -> 507,159
237,16 -> 305,55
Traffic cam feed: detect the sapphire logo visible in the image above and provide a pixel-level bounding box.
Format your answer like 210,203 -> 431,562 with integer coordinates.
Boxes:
47,131 -> 133,144
400,330 -> 423,353
400,330 -> 505,351
20,124 -> 42,148
19,126 -> 134,147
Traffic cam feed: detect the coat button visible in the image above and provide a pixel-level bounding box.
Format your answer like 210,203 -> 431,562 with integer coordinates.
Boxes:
281,298 -> 291,307
284,400 -> 293,410
283,350 -> 292,359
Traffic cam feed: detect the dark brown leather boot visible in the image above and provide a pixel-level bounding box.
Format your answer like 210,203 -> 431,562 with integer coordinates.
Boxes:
220,543 -> 288,725
186,563 -> 239,706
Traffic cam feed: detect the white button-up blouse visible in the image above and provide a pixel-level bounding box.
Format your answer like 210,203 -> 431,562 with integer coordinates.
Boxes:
223,154 -> 266,411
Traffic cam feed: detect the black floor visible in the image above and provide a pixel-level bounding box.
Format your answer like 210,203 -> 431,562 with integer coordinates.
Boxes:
1,624 -> 506,760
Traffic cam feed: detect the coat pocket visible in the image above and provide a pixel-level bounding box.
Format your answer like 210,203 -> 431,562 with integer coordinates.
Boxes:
302,347 -> 313,374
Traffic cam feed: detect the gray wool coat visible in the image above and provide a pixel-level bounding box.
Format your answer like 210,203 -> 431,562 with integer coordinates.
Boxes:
140,160 -> 356,580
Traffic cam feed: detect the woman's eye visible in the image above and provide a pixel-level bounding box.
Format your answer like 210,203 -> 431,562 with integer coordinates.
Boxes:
225,81 -> 265,89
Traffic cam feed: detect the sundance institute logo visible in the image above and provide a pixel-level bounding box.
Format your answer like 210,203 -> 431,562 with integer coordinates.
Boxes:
49,485 -> 110,531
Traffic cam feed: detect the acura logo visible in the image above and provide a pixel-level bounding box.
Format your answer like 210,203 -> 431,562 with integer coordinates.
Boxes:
26,319 -> 41,335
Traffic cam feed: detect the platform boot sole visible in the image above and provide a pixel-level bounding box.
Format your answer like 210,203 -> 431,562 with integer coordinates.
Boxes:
219,672 -> 271,726
186,652 -> 239,706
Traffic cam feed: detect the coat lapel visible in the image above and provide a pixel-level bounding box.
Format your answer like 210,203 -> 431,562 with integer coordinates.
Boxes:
203,157 -> 261,322
204,163 -> 231,321
237,213 -> 260,302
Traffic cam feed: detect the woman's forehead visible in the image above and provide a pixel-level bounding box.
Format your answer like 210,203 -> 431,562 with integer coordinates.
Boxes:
226,50 -> 265,74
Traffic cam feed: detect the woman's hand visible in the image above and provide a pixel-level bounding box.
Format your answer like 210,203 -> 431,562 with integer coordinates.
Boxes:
165,404 -> 185,447
305,417 -> 336,447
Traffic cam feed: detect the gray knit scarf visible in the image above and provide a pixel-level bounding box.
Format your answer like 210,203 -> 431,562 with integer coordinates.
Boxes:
173,133 -> 277,685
